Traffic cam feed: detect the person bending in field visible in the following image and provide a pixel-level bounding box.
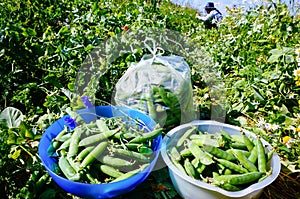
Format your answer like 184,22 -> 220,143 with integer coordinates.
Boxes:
195,2 -> 223,29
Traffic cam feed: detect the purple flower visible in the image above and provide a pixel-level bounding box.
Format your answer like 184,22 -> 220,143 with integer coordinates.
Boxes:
81,95 -> 93,108
65,116 -> 77,129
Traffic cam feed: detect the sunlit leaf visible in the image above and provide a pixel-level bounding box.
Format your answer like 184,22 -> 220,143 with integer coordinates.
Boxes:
236,116 -> 248,126
0,107 -> 24,128
269,48 -> 283,56
19,122 -> 34,139
11,149 -> 21,159
267,54 -> 281,63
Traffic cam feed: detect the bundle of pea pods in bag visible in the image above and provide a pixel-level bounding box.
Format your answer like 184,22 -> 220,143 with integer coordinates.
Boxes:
114,52 -> 195,132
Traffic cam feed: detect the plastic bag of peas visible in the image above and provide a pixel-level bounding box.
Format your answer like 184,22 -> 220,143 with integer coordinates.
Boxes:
114,52 -> 195,132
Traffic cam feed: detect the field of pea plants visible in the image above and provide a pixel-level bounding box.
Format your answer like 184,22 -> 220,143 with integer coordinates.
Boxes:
0,0 -> 299,198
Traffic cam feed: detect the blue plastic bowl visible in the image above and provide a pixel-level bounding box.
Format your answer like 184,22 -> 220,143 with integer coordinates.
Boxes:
38,106 -> 162,199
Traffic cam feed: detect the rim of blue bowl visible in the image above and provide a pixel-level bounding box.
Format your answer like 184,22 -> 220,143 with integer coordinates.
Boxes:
38,105 -> 162,198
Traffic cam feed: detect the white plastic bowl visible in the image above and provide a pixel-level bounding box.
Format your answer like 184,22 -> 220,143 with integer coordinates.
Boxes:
161,120 -> 281,199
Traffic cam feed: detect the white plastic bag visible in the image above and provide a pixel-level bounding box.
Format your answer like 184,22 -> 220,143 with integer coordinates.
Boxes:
114,43 -> 195,131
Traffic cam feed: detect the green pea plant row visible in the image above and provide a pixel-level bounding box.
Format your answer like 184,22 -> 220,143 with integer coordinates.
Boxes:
167,127 -> 274,192
47,111 -> 162,184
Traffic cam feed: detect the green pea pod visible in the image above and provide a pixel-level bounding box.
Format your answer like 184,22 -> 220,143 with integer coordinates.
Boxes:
158,87 -> 172,107
213,172 -> 264,186
138,146 -> 153,156
113,131 -> 122,140
189,141 -> 214,165
129,128 -> 162,143
191,135 -> 219,147
58,149 -> 67,157
224,168 -> 232,175
230,135 -> 245,143
75,146 -> 94,162
191,158 -> 199,168
67,127 -> 82,158
111,163 -> 149,182
226,149 -> 250,158
180,148 -> 192,157
168,146 -> 181,161
96,119 -> 110,132
196,163 -> 206,174
99,155 -> 135,167
220,183 -> 242,191
229,172 -> 264,185
232,149 -> 258,172
122,132 -> 138,139
248,145 -> 258,163
54,126 -> 69,141
267,149 -> 274,162
220,130 -> 232,141
164,117 -> 179,127
78,128 -> 119,146
112,148 -> 150,163
84,172 -> 99,184
202,145 -> 236,161
67,157 -> 80,172
256,138 -> 267,172
124,143 -> 141,150
56,138 -> 71,151
166,92 -> 180,108
56,133 -> 72,142
176,126 -> 197,147
242,133 -> 254,151
258,167 -> 273,182
230,142 -> 248,150
145,92 -> 157,121
99,164 -> 124,178
258,173 -> 268,182
184,158 -> 197,179
80,141 -> 108,169
217,163 -> 226,174
214,157 -> 248,174
58,156 -> 80,181
170,156 -> 187,175
47,140 -> 60,156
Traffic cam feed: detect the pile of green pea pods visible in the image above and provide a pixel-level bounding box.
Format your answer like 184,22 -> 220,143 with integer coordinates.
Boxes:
129,85 -> 182,132
47,117 -> 162,183
167,127 -> 274,191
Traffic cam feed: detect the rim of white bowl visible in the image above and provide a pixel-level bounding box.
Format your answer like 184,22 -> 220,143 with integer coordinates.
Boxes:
160,120 -> 281,198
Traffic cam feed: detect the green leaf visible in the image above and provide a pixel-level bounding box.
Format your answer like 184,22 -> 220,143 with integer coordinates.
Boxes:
285,55 -> 294,63
0,107 -> 24,128
269,49 -> 283,56
7,131 -> 17,145
284,116 -> 295,126
19,121 -> 34,139
236,116 -> 248,126
282,47 -> 293,54
59,26 -> 69,34
279,104 -> 289,115
38,188 -> 58,199
11,149 -> 21,159
67,83 -> 75,91
267,54 -> 281,63
22,27 -> 37,37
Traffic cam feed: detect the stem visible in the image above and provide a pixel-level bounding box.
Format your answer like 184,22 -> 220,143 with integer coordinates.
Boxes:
19,145 -> 37,162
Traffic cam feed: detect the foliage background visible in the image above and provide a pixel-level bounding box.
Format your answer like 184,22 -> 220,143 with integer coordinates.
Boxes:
0,0 -> 299,198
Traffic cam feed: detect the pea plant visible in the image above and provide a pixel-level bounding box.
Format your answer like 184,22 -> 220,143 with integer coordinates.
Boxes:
0,0 -> 300,198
